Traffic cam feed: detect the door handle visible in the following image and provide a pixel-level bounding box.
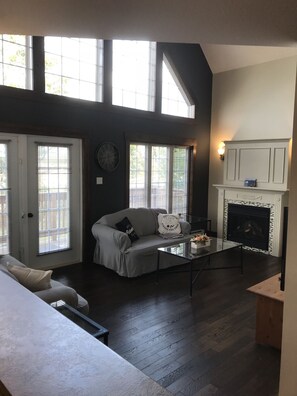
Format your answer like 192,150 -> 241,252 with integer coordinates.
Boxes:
28,213 -> 34,218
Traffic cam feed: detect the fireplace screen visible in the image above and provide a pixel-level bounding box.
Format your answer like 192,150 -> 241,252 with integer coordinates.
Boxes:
227,204 -> 270,250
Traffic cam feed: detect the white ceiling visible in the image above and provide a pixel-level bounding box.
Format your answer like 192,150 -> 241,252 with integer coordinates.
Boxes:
2,1 -> 297,47
1,1 -> 297,74
201,44 -> 297,73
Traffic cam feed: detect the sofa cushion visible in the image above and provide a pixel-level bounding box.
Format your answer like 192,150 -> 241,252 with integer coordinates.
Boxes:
98,208 -> 167,236
116,216 -> 139,242
158,213 -> 181,235
132,208 -> 167,236
8,264 -> 53,292
0,265 -> 18,282
0,255 -> 27,282
0,254 -> 26,268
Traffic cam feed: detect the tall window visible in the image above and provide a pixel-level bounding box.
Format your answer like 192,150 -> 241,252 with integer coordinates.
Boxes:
0,35 -> 33,90
112,40 -> 156,111
129,143 -> 189,214
162,54 -> 195,119
44,37 -> 103,102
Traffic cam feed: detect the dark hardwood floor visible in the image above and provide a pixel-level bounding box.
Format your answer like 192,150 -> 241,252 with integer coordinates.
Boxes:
53,249 -> 282,396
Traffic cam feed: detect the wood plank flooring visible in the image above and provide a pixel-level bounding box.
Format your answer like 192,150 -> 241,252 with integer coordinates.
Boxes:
53,249 -> 281,396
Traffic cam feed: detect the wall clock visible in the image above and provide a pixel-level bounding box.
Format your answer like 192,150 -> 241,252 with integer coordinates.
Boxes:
96,142 -> 120,172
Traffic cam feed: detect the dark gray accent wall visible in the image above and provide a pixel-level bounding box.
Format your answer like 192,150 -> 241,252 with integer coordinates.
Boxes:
0,40 -> 212,262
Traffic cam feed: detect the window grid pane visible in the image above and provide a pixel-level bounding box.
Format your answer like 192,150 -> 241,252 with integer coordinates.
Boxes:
0,35 -> 33,90
112,40 -> 156,111
0,144 -> 9,254
172,147 -> 189,214
44,37 -> 103,102
129,144 -> 147,207
129,143 -> 189,215
38,145 -> 70,254
161,59 -> 195,119
151,146 -> 169,209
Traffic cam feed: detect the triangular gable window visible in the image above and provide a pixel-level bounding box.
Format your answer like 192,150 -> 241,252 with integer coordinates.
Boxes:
161,54 -> 195,119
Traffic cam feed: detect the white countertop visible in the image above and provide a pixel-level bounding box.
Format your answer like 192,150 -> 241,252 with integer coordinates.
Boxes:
0,273 -> 171,396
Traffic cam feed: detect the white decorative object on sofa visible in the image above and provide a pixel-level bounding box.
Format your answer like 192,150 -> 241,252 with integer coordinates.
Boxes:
158,213 -> 181,235
92,208 -> 192,277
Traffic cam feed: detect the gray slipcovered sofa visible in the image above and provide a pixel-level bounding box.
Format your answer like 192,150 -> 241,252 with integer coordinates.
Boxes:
0,255 -> 89,314
92,208 -> 192,277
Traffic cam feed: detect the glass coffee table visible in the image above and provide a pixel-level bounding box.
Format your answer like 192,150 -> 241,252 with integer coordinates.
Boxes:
179,214 -> 211,233
157,237 -> 243,297
51,300 -> 109,345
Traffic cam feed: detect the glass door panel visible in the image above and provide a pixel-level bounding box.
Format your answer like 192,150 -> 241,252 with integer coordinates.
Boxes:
38,145 -> 70,254
0,134 -> 20,259
0,143 -> 9,254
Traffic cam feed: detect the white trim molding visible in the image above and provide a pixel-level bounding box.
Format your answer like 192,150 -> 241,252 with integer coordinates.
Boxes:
223,139 -> 291,191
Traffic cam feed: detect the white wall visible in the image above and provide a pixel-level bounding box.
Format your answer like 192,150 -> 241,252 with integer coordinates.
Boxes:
208,56 -> 297,231
279,67 -> 297,395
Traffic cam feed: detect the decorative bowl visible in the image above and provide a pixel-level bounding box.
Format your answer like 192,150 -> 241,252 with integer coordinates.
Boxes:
191,240 -> 211,253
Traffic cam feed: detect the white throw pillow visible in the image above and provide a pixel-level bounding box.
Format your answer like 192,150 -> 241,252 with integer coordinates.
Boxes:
158,213 -> 181,235
8,264 -> 52,292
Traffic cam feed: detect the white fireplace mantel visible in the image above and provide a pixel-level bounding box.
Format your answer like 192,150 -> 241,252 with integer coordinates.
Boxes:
222,139 -> 291,191
215,184 -> 289,257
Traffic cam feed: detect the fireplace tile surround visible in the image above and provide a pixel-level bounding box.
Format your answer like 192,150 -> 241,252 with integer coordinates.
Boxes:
214,139 -> 290,257
215,185 -> 287,256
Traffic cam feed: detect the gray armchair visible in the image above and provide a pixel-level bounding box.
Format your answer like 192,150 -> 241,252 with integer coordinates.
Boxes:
0,255 -> 89,314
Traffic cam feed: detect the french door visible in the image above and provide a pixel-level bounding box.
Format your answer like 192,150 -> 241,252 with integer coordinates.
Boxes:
0,132 -> 82,269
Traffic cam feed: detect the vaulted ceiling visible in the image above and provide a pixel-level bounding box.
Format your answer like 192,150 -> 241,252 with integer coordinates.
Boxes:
2,1 -> 297,73
201,44 -> 297,73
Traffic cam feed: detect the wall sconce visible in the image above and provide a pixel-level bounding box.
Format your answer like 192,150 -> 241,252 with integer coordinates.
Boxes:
218,143 -> 225,161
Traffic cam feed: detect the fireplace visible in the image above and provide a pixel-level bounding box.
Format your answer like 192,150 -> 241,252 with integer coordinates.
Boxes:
215,185 -> 288,257
227,204 -> 270,250
214,139 -> 290,257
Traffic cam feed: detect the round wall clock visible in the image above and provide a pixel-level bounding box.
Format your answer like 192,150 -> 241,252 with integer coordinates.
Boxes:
96,142 -> 120,172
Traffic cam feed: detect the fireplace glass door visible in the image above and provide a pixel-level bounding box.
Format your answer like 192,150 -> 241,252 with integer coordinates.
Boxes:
227,204 -> 270,250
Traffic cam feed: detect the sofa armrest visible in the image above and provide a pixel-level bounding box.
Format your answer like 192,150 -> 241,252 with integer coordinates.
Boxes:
180,220 -> 191,235
35,284 -> 78,308
92,223 -> 132,252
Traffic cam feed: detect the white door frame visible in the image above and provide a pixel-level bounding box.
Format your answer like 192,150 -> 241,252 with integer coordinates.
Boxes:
0,132 -> 83,269
26,135 -> 83,269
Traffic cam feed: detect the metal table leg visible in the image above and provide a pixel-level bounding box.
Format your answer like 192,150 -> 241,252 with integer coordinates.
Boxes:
190,261 -> 193,297
240,245 -> 243,274
156,250 -> 160,284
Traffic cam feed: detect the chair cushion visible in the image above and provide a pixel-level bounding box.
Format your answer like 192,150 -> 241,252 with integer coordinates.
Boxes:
8,264 -> 52,292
